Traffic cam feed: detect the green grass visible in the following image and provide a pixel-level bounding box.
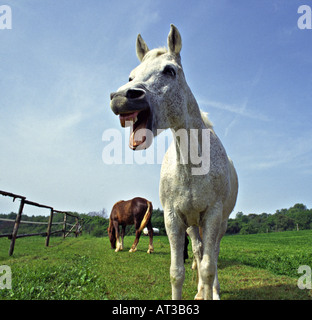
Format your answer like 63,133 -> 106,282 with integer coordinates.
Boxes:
220,230 -> 312,277
218,230 -> 312,299
0,231 -> 312,300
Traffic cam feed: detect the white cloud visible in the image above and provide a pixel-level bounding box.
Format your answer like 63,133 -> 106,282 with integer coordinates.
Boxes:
199,98 -> 271,122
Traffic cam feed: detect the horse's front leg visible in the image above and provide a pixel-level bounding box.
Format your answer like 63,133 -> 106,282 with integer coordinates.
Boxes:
165,210 -> 186,300
212,220 -> 228,300
199,202 -> 222,300
114,223 -> 122,252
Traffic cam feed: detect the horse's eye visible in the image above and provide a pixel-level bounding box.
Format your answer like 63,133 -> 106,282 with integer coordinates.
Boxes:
129,77 -> 133,82
163,65 -> 176,77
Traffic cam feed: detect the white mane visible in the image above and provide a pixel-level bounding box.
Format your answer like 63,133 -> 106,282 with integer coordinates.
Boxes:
200,110 -> 214,130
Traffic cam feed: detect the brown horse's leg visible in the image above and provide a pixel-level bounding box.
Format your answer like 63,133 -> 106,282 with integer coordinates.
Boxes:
146,220 -> 154,254
114,222 -> 122,252
129,229 -> 141,252
120,225 -> 126,250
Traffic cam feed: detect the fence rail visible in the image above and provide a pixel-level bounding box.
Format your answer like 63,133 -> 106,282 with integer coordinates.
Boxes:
0,218 -> 65,225
0,190 -> 83,256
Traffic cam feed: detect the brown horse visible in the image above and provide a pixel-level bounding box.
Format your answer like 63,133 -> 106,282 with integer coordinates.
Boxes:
107,197 -> 154,253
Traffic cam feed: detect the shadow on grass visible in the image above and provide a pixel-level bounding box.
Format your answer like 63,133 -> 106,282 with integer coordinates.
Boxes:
106,247 -> 170,256
222,283 -> 312,300
217,259 -> 312,300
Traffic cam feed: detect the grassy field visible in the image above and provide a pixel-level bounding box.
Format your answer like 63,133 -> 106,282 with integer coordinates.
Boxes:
0,230 -> 312,300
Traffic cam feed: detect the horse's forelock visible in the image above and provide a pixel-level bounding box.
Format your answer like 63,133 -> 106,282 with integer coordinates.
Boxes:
142,47 -> 167,62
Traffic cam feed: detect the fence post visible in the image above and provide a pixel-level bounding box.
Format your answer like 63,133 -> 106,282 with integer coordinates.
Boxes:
62,213 -> 67,239
45,208 -> 54,247
79,219 -> 83,236
9,198 -> 25,256
75,218 -> 79,238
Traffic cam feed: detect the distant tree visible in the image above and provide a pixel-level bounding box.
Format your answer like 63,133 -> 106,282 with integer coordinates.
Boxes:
235,212 -> 244,219
88,208 -> 108,219
226,219 -> 241,234
292,203 -> 307,211
151,208 -> 166,235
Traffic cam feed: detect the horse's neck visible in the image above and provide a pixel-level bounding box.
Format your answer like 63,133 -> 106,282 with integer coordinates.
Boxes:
170,94 -> 207,175
185,93 -> 204,130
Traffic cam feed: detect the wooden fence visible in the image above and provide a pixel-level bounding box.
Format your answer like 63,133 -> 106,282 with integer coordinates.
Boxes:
0,190 -> 83,256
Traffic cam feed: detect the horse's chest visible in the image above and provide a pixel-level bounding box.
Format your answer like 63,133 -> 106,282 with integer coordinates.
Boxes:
160,168 -> 211,215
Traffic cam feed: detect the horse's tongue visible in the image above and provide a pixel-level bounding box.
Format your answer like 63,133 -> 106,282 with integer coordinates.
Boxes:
119,111 -> 139,127
130,122 -> 147,149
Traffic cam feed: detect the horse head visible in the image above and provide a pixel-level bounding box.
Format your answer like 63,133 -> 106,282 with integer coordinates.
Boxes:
110,24 -> 194,150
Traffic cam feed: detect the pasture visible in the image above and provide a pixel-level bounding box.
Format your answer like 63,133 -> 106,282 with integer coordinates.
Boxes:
0,231 -> 311,300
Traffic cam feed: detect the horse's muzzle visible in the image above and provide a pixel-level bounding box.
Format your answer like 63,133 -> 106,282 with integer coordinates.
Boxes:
110,88 -> 148,115
110,87 -> 153,150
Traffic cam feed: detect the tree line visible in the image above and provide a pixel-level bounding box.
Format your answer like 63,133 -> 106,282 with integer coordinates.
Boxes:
78,203 -> 312,236
1,203 -> 311,237
226,203 -> 312,235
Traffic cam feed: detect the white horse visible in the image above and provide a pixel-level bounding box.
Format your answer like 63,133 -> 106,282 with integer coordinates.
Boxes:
110,24 -> 238,300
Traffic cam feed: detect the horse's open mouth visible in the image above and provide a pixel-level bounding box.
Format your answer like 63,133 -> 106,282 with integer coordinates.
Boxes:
119,108 -> 151,150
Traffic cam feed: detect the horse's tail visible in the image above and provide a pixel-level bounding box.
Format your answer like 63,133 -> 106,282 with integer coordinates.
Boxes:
138,201 -> 152,233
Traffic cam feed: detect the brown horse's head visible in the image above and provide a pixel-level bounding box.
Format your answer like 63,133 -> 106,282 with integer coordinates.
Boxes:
107,224 -> 116,249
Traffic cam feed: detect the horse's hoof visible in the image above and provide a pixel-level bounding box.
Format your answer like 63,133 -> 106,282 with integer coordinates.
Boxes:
129,248 -> 137,253
194,293 -> 204,300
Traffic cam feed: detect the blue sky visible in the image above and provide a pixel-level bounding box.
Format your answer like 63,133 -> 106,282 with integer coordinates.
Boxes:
0,0 -> 312,217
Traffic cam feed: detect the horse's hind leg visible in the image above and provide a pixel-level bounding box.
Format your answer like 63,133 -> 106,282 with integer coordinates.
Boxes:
120,225 -> 126,251
129,229 -> 141,252
146,220 -> 154,254
187,226 -> 203,298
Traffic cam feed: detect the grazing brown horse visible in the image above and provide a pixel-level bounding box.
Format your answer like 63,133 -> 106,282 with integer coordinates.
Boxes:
107,197 -> 154,253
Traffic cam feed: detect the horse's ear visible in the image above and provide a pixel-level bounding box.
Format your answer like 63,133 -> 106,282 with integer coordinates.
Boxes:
167,24 -> 182,55
136,34 -> 149,62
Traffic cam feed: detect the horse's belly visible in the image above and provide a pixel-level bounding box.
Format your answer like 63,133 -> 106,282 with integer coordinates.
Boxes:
161,177 -> 211,226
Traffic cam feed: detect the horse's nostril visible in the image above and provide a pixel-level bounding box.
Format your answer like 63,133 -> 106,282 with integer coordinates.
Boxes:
126,89 -> 145,100
110,92 -> 117,100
